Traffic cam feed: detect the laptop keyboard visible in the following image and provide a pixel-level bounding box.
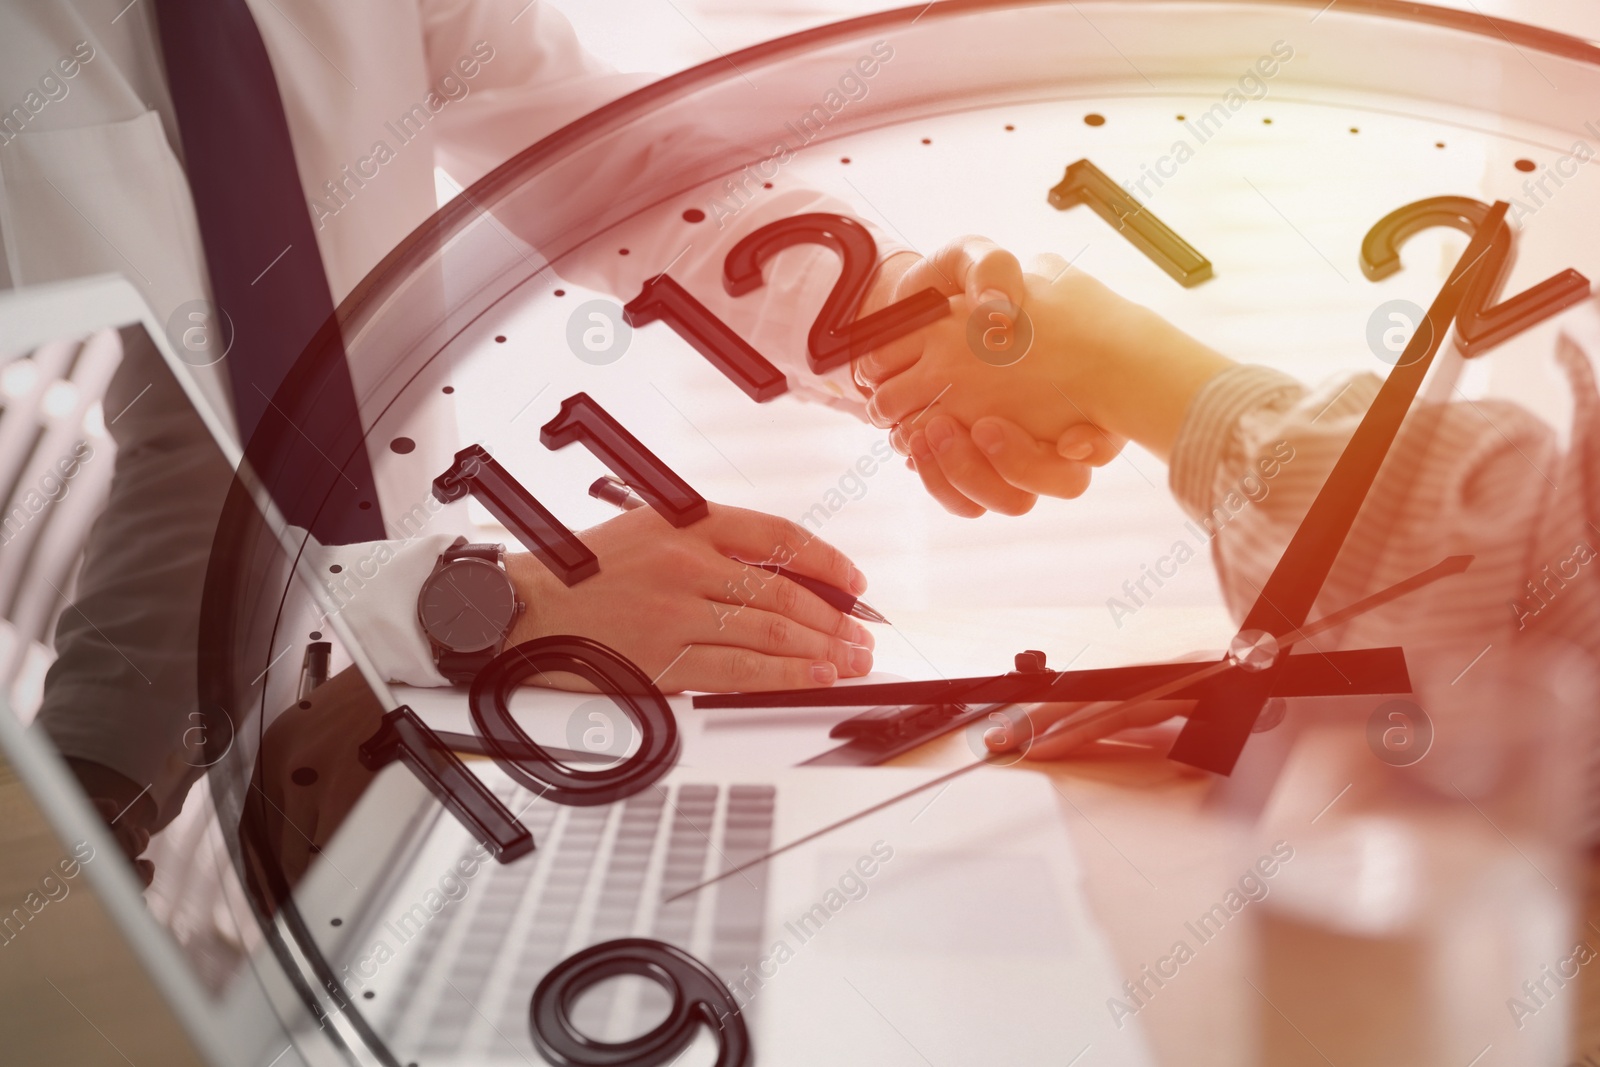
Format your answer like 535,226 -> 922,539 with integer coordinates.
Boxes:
373,777 -> 776,1063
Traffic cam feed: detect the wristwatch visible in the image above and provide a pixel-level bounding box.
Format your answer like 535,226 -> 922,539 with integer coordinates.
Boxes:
417,537 -> 525,684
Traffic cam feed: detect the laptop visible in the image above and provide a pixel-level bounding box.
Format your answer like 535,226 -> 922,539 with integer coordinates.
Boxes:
0,275 -> 1155,1065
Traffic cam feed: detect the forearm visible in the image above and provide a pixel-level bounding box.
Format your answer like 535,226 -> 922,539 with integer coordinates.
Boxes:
1057,297 -> 1236,465
1165,356 -> 1591,653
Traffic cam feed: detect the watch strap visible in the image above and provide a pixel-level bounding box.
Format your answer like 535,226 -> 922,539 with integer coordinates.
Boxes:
442,538 -> 505,565
437,646 -> 502,685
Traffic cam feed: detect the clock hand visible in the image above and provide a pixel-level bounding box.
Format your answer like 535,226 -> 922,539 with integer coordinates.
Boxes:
1167,201 -> 1510,775
1275,552 -> 1470,644
662,755 -> 1002,904
691,646 -> 1407,709
442,573 -> 500,632
692,554 -> 1469,713
695,553 -> 1469,713
1032,554 -> 1472,745
694,556 -> 1465,713
667,555 -> 1468,903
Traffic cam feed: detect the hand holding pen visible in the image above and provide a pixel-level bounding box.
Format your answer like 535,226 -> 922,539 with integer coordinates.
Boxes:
589,475 -> 890,624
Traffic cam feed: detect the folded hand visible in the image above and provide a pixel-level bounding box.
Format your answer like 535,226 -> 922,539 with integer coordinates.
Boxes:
854,243 -> 1127,515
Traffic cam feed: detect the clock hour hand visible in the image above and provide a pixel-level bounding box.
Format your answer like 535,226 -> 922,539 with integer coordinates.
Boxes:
697,555 -> 1471,713
695,556 -> 1470,712
691,646 -> 1408,709
1167,203 -> 1510,775
668,556 -> 1473,902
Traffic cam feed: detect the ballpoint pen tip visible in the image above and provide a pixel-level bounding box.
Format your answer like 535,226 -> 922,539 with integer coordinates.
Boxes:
852,603 -> 891,625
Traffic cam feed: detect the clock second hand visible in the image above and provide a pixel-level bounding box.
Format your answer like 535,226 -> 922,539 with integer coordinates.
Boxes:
663,554 -> 1471,904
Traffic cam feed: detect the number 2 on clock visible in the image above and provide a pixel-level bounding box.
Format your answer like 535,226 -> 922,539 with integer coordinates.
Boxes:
1362,195 -> 1591,356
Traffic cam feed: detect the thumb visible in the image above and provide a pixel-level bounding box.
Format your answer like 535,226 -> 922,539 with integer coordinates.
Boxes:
1056,424 -> 1126,467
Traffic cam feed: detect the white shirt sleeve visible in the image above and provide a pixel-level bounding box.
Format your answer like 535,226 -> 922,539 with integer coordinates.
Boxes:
300,532 -> 460,687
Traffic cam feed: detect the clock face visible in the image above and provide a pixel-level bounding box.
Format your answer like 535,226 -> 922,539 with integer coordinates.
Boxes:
193,3 -> 1600,1064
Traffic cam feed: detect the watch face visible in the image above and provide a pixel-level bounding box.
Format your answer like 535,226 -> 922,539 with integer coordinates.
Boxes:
192,5 -> 1600,1066
418,557 -> 517,653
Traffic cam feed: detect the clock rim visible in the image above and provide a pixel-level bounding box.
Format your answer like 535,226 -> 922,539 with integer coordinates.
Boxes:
338,0 -> 1600,344
192,1 -> 1600,1059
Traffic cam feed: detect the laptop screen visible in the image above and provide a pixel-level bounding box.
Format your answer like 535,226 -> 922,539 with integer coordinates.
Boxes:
0,287 -> 439,1067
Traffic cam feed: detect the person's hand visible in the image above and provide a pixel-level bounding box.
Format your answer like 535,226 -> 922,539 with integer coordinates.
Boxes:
871,252 -> 1236,482
865,262 -> 1142,452
508,503 -> 876,693
65,757 -> 155,887
897,414 -> 1126,517
255,668 -> 384,888
853,240 -> 1126,516
979,650 -> 1237,760
984,696 -> 1192,761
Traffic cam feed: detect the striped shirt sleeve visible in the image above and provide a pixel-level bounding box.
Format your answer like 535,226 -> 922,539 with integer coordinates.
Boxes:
1165,306 -> 1600,663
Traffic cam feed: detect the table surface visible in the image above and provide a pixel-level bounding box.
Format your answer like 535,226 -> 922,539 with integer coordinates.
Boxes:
858,608 -> 1600,1066
885,724 -> 1600,1066
9,601 -> 1599,1065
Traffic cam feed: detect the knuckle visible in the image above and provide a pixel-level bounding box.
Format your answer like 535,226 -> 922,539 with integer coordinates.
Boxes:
660,541 -> 698,571
940,447 -> 983,480
764,515 -> 798,553
763,615 -> 792,651
726,649 -> 763,686
787,659 -> 816,688
773,577 -> 802,615
1060,471 -> 1093,498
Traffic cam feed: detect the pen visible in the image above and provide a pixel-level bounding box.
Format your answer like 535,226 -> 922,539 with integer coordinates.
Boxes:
588,475 -> 890,624
297,641 -> 331,702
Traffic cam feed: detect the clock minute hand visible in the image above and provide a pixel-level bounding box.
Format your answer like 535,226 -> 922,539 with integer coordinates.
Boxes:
1167,202 -> 1510,776
693,557 -> 1469,713
690,646 -> 1407,709
693,555 -> 1467,712
667,556 -> 1473,905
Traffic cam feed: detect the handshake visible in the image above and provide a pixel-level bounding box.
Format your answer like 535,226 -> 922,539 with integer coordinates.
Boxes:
850,237 -> 1234,515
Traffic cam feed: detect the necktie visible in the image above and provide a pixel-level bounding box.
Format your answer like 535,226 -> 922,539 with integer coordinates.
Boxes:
155,0 -> 383,544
